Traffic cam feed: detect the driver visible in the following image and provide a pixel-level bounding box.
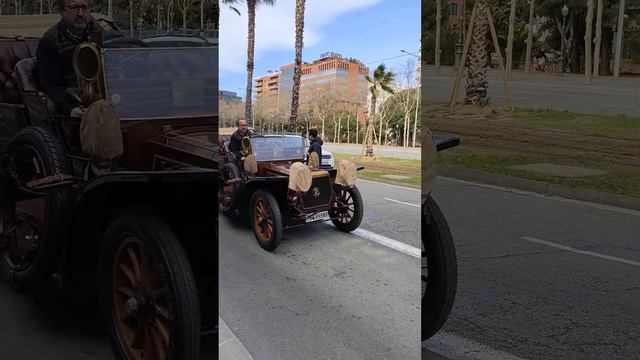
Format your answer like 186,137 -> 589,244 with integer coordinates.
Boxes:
228,118 -> 251,161
36,0 -> 122,118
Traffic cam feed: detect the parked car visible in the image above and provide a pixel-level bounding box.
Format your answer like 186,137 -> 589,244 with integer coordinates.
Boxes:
218,133 -> 364,251
422,133 -> 459,340
0,24 -> 217,359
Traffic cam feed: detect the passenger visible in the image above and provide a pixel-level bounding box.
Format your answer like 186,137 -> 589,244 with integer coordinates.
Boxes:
229,118 -> 250,161
307,128 -> 323,169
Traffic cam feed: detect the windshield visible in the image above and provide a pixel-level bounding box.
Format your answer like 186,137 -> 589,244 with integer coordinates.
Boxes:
251,137 -> 305,161
103,47 -> 217,119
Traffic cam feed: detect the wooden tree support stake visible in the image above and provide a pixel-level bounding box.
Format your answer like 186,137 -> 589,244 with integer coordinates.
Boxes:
486,7 -> 514,110
449,2 -> 478,113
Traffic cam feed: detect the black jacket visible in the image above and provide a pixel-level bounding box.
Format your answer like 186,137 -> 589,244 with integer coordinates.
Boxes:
228,129 -> 249,159
36,21 -> 121,115
308,136 -> 323,161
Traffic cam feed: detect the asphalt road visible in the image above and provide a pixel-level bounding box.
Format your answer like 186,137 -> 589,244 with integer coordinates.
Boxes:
422,67 -> 640,117
323,143 -> 421,160
423,177 -> 640,360
0,270 -> 216,359
219,179 -> 422,359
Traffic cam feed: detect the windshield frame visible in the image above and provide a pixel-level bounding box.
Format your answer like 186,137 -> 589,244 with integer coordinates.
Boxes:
251,136 -> 306,162
100,45 -> 217,121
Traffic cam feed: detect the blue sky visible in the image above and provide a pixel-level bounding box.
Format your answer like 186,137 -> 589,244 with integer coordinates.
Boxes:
219,0 -> 420,99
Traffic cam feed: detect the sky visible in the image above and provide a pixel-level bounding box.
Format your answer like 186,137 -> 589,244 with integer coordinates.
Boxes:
219,0 -> 420,100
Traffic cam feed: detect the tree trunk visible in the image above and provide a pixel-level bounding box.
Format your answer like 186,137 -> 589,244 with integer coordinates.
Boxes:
435,0 -> 441,74
585,0 -> 594,83
289,0 -> 306,131
39,0 -> 42,14
506,0 -> 517,79
613,0 -> 625,78
245,0 -> 256,122
130,0 -> 134,35
593,0 -> 603,77
465,0 -> 489,106
182,7 -> 187,30
200,0 -> 204,29
601,28 -> 612,75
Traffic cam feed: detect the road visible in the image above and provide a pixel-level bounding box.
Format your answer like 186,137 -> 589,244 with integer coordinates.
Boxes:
423,177 -> 640,359
0,271 -> 216,359
422,66 -> 640,117
324,143 -> 421,160
219,179 -> 422,359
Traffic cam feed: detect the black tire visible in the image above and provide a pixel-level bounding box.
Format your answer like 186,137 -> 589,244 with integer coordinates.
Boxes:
422,195 -> 457,341
0,126 -> 71,291
250,190 -> 282,252
99,211 -> 201,360
331,185 -> 364,232
218,162 -> 241,216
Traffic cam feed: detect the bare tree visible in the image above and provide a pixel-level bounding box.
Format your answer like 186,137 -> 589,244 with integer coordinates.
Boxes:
176,0 -> 197,29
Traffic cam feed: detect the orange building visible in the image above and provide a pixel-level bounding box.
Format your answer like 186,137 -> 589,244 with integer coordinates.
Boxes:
255,54 -> 369,122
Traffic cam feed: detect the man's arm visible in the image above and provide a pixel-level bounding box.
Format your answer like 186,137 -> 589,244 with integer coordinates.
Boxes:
36,37 -> 78,116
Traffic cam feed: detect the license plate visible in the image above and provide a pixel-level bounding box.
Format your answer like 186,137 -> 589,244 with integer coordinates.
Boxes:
305,210 -> 330,223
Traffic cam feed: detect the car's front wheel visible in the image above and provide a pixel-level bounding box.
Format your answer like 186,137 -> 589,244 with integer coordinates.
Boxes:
331,185 -> 363,232
422,196 -> 457,340
250,190 -> 282,252
99,211 -> 201,360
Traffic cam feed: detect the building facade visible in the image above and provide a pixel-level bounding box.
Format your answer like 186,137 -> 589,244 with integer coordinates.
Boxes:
219,90 -> 243,103
255,54 -> 369,122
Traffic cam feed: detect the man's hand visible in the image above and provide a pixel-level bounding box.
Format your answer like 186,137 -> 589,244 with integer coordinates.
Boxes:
70,106 -> 86,118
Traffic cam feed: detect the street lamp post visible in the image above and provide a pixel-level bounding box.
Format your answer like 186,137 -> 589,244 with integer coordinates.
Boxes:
560,5 -> 569,75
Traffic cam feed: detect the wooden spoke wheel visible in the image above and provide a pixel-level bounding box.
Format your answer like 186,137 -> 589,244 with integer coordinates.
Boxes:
330,185 -> 363,232
250,190 -> 282,252
100,212 -> 201,360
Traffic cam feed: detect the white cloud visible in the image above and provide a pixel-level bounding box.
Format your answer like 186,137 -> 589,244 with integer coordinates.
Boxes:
220,0 -> 381,73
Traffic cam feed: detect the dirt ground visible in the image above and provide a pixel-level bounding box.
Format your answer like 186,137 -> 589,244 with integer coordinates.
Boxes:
426,103 -> 640,168
425,103 -> 640,197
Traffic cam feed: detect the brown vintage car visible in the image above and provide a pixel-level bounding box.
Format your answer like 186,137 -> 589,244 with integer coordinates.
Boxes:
219,133 -> 364,251
0,19 -> 216,360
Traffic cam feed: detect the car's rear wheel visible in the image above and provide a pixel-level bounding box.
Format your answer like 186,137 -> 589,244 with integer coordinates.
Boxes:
99,211 -> 201,360
0,126 -> 71,291
218,162 -> 241,216
422,196 -> 457,340
330,185 -> 363,232
250,190 -> 282,252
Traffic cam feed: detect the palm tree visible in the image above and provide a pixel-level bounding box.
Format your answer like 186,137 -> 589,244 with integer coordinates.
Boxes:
465,0 -> 489,106
365,63 -> 395,156
289,0 -> 306,131
241,0 -> 276,123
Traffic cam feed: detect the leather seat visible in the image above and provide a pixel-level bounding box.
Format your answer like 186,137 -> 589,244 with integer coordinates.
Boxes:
0,39 -> 32,104
13,57 -> 56,113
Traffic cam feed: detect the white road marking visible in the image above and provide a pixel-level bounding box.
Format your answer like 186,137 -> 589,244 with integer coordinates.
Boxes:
360,178 -> 421,192
521,236 -> 640,267
384,197 -> 421,208
423,331 -> 527,360
439,176 -> 640,218
348,226 -> 421,258
219,316 -> 255,360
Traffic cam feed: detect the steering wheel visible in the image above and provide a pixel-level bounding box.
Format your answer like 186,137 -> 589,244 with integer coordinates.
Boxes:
103,37 -> 149,48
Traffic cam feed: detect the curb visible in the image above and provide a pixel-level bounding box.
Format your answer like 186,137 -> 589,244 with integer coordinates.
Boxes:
437,165 -> 640,211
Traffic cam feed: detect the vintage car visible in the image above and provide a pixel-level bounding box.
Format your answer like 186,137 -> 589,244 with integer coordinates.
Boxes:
422,132 -> 459,340
218,133 -> 364,251
0,18 -> 216,360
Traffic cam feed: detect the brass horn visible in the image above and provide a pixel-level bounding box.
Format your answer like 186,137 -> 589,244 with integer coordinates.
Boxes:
72,42 -> 102,105
242,136 -> 253,156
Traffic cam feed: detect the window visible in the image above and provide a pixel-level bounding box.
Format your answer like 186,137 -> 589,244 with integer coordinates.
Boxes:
448,2 -> 458,16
